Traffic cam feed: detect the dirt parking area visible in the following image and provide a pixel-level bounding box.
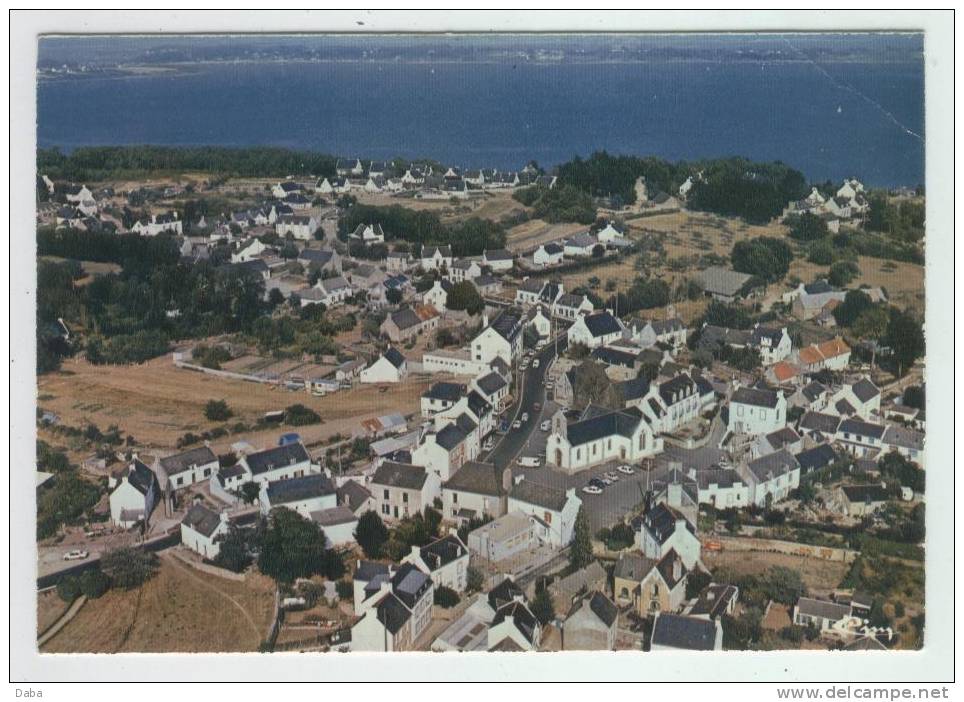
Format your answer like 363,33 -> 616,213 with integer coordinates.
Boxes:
702,549 -> 851,596
41,553 -> 276,653
37,356 -> 429,452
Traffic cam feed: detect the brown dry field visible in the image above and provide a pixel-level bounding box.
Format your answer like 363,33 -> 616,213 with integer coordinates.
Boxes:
789,256 -> 925,314
37,355 -> 429,453
41,554 -> 276,653
702,549 -> 851,596
352,190 -> 526,224
37,589 -> 69,636
506,219 -> 586,252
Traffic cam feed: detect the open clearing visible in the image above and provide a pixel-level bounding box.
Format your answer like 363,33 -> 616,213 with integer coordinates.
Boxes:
37,589 -> 69,636
37,355 -> 429,452
507,219 -> 586,252
41,554 -> 276,653
702,549 -> 851,596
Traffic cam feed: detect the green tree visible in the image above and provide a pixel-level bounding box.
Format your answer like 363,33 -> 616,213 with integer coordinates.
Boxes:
884,308 -> 925,377
240,481 -> 261,505
466,566 -> 484,593
852,306 -> 890,367
685,570 -> 713,600
258,508 -> 342,583
204,399 -> 233,422
433,585 -> 460,608
828,260 -> 860,287
530,587 -> 556,626
285,403 -> 321,426
832,289 -> 873,327
56,576 -> 81,603
101,547 -> 159,589
807,239 -> 835,265
446,281 -> 484,315
787,212 -> 830,241
213,524 -> 256,572
730,237 -> 793,283
78,569 -> 111,599
569,506 -> 593,570
355,510 -> 390,559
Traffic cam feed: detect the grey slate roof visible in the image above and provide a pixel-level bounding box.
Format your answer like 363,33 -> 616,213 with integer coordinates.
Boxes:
851,378 -> 880,403
265,473 -> 335,505
442,461 -> 505,496
841,484 -> 890,504
799,411 -> 841,434
182,504 -> 223,537
510,480 -> 569,512
337,480 -> 372,512
566,408 -> 642,447
159,446 -> 217,477
795,444 -> 837,473
371,461 -> 428,490
586,591 -> 619,627
245,443 -> 310,476
688,583 -> 739,619
697,267 -> 753,298
435,423 -> 468,451
384,347 -> 406,368
375,592 -> 411,635
732,386 -> 780,409
583,311 -> 622,337
310,505 -> 357,527
746,449 -> 800,483
882,425 -> 924,452
391,562 -> 432,609
651,613 -> 719,651
492,601 -> 538,644
475,372 -> 508,396
423,381 -> 466,403
796,597 -> 851,621
122,459 -> 158,496
838,418 -> 886,440
488,577 -> 525,611
354,560 -> 391,582
418,534 -> 468,572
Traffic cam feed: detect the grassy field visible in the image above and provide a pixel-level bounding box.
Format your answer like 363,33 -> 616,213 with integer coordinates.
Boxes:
37,355 -> 429,452
37,589 -> 69,637
789,255 -> 925,314
506,219 -> 586,252
41,554 -> 276,653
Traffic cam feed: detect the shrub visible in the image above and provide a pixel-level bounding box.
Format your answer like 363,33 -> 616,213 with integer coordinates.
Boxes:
78,569 -> 111,599
101,548 -> 159,589
433,585 -> 460,608
56,575 -> 81,603
466,566 -> 484,593
285,404 -> 321,426
204,399 -> 233,421
335,579 -> 354,601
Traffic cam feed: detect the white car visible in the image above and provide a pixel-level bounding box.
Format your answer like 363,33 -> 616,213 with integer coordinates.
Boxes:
63,550 -> 89,561
532,358 -> 540,368
512,420 -> 522,430
617,464 -> 635,475
521,412 -> 529,423
520,360 -> 529,370
599,476 -> 613,485
604,471 -> 620,482
540,420 -> 551,432
582,485 -> 603,495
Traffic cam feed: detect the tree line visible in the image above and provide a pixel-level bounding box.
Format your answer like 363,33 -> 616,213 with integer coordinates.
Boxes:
38,145 -> 338,182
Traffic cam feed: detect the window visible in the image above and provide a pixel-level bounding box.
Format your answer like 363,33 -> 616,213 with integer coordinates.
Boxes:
403,492 -> 409,503
544,511 -> 552,524
452,492 -> 458,503
737,405 -> 744,417
175,477 -> 183,486
760,410 -> 767,420
382,504 -> 390,515
383,489 -> 390,499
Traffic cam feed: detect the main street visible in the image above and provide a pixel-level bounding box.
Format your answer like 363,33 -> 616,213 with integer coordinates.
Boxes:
486,332 -> 567,470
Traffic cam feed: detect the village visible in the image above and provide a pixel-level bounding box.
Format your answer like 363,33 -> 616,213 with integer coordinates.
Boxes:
35,156 -> 926,655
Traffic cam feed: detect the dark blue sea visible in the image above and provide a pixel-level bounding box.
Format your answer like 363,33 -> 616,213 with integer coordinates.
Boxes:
36,34 -> 925,186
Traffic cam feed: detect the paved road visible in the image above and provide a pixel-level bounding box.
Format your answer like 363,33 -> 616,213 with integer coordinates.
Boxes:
486,334 -> 567,470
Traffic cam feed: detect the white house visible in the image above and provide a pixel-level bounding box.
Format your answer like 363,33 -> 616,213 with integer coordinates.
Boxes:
594,222 -> 625,244
336,158 -> 364,176
826,378 -> 881,420
237,442 -> 316,486
403,533 -> 470,592
351,561 -> 434,652
350,223 -> 386,245
272,181 -> 304,199
742,449 -> 801,507
448,259 -> 483,284
482,249 -> 514,272
421,245 -> 453,271
275,214 -> 318,241
533,242 -> 564,268
546,405 -> 662,472
360,348 -> 408,384
258,473 -> 337,517
155,445 -> 219,491
108,459 -> 161,529
625,317 -> 688,350
369,461 -> 441,521
441,461 -> 508,523
728,386 -> 788,436
634,502 -> 701,570
552,293 -> 595,322
466,512 -> 536,563
835,418 -> 887,458
180,504 -> 230,559
299,275 -> 353,308
507,481 -> 582,548
421,279 -> 452,312
471,309 -> 525,365
411,422 -> 472,482
564,233 -> 600,258
567,311 -> 625,350
310,506 -> 359,549
131,212 -> 182,237
231,238 -> 269,264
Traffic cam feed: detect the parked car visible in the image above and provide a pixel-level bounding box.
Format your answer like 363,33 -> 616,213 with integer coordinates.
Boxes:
582,485 -> 603,495
599,476 -> 613,486
521,412 -> 529,423
63,550 -> 89,561
520,360 -> 529,370
540,420 -> 551,432
512,420 -> 522,430
604,471 -> 620,482
589,478 -> 606,489
518,456 -> 541,468
617,464 -> 635,475
532,358 -> 540,368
